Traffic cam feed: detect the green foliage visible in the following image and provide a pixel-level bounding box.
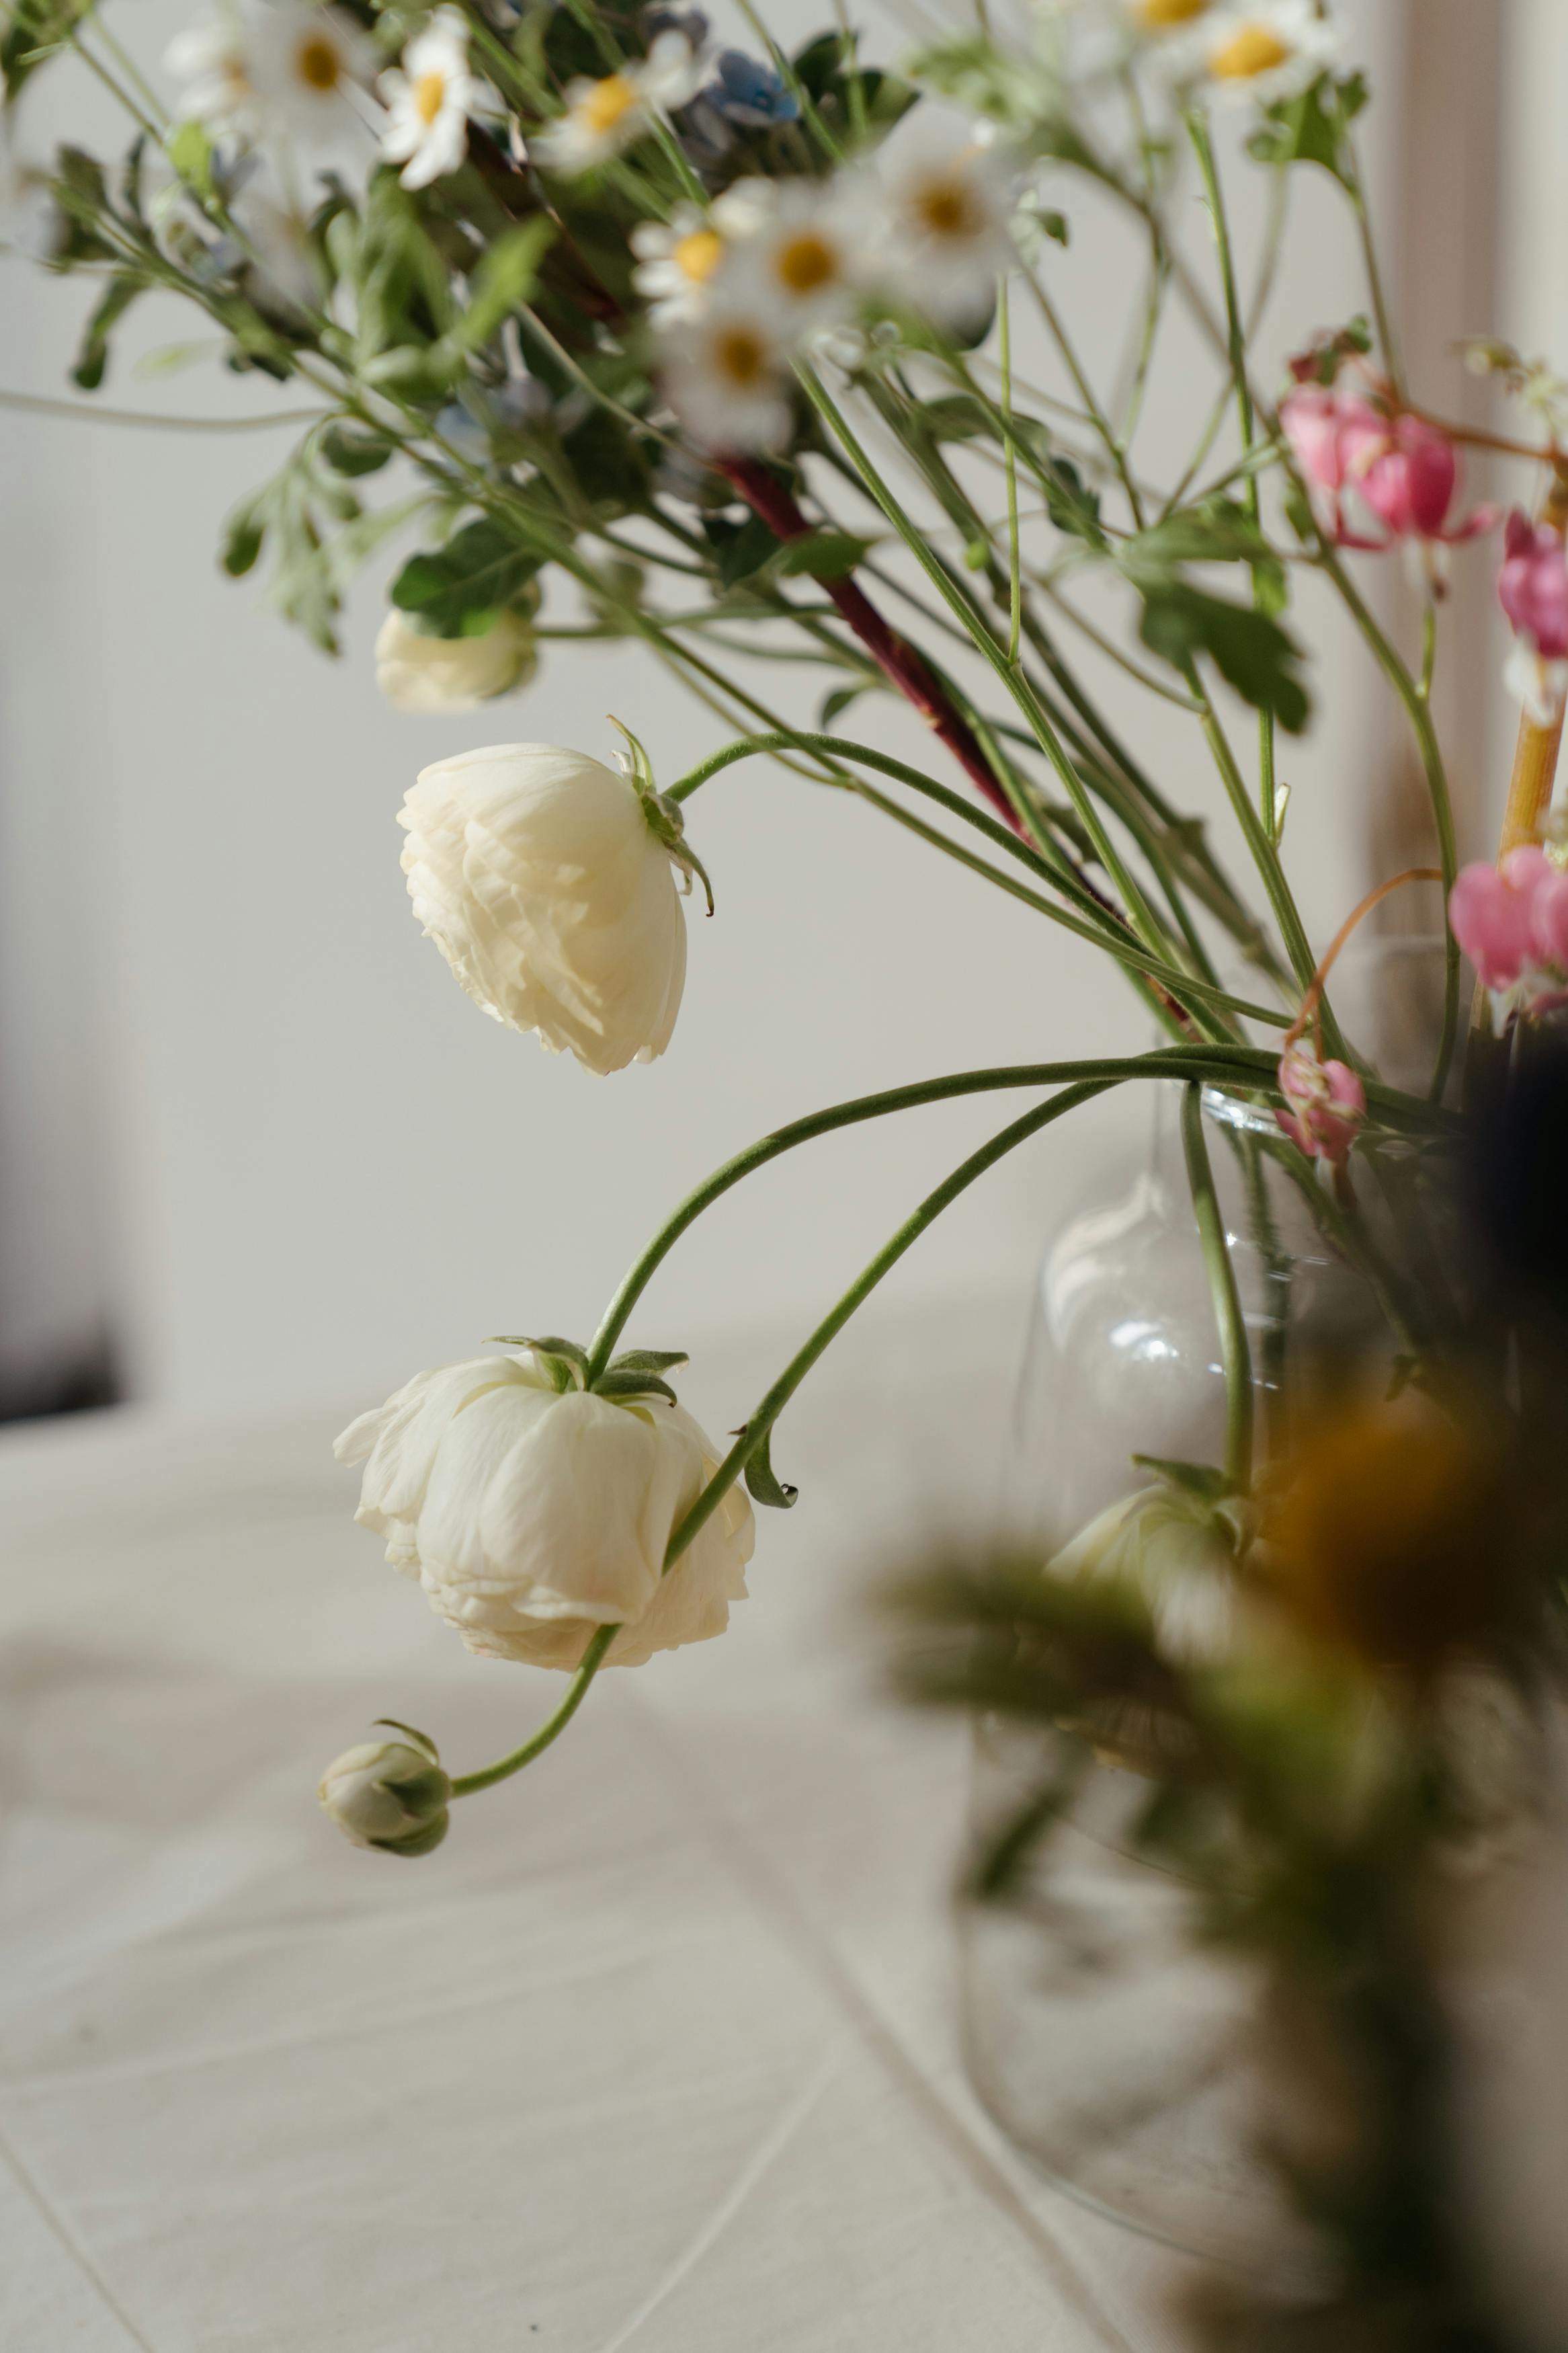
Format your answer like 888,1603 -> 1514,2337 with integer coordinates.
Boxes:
790,29 -> 914,146
221,431 -> 428,652
71,272 -> 150,390
390,514 -> 544,639
1247,70 -> 1370,183
1139,586 -> 1309,735
700,510 -> 782,590
775,529 -> 874,580
454,218 -> 556,352
1,0 -> 89,99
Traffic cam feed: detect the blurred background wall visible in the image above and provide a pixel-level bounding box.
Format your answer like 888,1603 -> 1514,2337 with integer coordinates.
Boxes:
0,0 -> 1536,1421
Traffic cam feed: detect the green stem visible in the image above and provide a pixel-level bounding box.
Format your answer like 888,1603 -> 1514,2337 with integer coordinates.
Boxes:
449,1624 -> 618,1796
1180,1084 -> 1254,1492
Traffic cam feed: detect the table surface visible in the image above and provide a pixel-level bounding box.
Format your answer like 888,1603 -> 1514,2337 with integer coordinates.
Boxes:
1,1299 -> 1203,2352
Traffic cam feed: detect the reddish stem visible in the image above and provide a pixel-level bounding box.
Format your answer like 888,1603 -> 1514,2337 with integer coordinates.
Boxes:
716,456 -> 1024,837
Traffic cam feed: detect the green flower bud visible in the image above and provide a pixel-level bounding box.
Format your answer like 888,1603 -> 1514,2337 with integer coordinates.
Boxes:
318,1732 -> 451,1858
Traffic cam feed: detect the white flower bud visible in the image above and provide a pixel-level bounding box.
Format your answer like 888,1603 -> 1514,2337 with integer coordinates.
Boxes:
317,1736 -> 452,1856
333,1349 -> 754,1667
374,606 -> 539,712
397,742 -> 690,1072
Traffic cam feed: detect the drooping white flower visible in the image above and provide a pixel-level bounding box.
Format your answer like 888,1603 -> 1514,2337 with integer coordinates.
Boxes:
1164,0 -> 1342,103
334,1351 -> 755,1669
377,6 -> 483,190
318,1732 -> 451,1855
531,30 -> 700,175
245,1 -> 378,152
165,7 -> 261,138
374,606 -> 539,711
659,298 -> 793,452
863,126 -> 1016,329
398,741 -> 692,1072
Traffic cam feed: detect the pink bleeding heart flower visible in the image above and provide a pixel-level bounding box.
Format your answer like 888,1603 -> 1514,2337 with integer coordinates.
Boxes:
1339,411 -> 1498,551
1497,510 -> 1568,725
1449,846 -> 1565,1006
1275,1039 -> 1367,1176
1280,386 -> 1387,545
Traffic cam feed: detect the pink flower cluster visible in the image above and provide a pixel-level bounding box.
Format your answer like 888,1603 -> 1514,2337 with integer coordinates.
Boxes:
1280,387 -> 1497,564
1497,510 -> 1568,727
1274,1039 -> 1366,1179
1449,846 -> 1568,1017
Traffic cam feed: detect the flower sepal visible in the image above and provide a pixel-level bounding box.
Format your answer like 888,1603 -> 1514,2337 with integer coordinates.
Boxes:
610,716 -> 716,914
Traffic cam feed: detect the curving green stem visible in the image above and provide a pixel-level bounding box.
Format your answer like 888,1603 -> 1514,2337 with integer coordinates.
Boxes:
1180,1083 -> 1254,1492
449,1624 -> 619,1796
668,730 -> 1285,1035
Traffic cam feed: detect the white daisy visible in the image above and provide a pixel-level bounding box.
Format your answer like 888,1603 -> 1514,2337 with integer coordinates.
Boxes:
865,128 -> 1016,331
531,31 -> 700,175
1167,0 -> 1342,104
166,7 -> 261,138
710,177 -> 860,339
660,299 -> 792,453
631,205 -> 727,327
378,7 -> 483,190
246,2 -> 379,153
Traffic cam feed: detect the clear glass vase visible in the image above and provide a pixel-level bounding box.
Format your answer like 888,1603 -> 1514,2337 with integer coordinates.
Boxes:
960,941 -> 1446,2273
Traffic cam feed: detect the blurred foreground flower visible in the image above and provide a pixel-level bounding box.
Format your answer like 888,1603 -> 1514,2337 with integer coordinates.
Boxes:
398,740 -> 696,1071
531,33 -> 700,173
335,1347 -> 753,1667
374,605 -> 538,711
1497,508 -> 1568,725
1450,844 -> 1568,1025
318,1728 -> 451,1855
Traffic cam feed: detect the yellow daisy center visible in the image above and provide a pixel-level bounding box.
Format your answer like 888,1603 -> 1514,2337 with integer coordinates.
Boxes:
774,231 -> 839,297
414,68 -> 447,124
713,326 -> 768,389
1136,0 -> 1210,26
913,174 -> 982,243
673,227 -> 723,284
296,34 -> 342,91
1209,22 -> 1292,78
579,73 -> 637,135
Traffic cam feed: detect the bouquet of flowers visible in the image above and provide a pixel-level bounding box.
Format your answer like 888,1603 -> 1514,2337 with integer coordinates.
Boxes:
5,0 -> 1566,1866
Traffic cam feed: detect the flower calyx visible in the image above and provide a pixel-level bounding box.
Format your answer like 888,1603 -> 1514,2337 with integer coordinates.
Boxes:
487,1334 -> 691,1405
609,715 -> 715,914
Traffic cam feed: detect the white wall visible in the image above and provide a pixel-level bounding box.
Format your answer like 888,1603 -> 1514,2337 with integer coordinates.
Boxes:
1,0 -> 1404,1417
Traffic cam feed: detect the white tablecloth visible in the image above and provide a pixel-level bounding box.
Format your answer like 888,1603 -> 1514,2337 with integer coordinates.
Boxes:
1,1300 -> 1202,2351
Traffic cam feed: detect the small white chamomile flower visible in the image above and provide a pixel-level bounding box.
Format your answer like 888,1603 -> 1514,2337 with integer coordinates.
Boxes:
378,7 -> 483,190
245,2 -> 379,153
711,177 -> 860,337
631,206 -> 727,326
165,7 -> 260,138
1165,0 -> 1342,104
532,31 -> 700,174
866,126 -> 1017,331
660,301 -> 792,453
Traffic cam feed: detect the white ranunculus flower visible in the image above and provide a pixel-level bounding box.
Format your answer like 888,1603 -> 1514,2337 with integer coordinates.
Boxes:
334,1350 -> 755,1667
317,1734 -> 451,1855
398,742 -> 691,1072
374,607 -> 538,712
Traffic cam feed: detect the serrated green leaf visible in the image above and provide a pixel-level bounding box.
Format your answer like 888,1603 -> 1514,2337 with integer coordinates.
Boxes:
456,216 -> 555,351
776,530 -> 872,580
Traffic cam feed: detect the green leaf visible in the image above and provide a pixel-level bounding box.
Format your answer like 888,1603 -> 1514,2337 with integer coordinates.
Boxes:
561,405 -> 651,515
1130,1455 -> 1231,1505
701,510 -> 780,590
320,420 -> 394,477
71,273 -> 147,390
593,1369 -> 677,1404
1139,586 -> 1309,735
913,393 -> 991,444
775,529 -> 873,580
819,680 -> 881,729
1042,456 -> 1106,548
1128,496 -> 1288,614
457,217 -> 556,351
220,494 -> 268,578
372,1717 -> 441,1761
390,516 -> 542,639
605,1349 -> 690,1378
1245,71 -> 1367,182
165,118 -> 214,200
743,1427 -> 798,1510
